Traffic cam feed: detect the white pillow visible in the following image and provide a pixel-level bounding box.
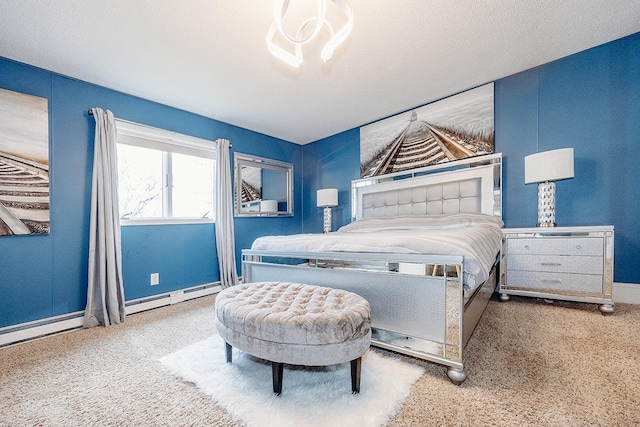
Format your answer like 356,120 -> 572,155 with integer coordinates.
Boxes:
337,213 -> 503,233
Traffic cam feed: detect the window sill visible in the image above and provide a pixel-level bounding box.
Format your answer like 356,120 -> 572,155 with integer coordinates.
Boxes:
121,218 -> 215,226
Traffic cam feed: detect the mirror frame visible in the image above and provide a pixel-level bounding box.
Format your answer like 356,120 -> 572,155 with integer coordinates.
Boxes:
234,152 -> 294,217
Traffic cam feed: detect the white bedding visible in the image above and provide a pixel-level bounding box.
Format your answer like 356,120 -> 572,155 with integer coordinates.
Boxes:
251,213 -> 503,291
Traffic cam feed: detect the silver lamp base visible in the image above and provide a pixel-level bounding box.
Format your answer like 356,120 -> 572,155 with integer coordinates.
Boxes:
537,181 -> 556,227
323,206 -> 333,233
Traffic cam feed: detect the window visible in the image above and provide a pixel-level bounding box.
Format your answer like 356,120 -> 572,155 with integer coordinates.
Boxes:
116,120 -> 216,224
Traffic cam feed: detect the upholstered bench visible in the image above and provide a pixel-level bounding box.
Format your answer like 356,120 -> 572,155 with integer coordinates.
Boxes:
214,281 -> 371,395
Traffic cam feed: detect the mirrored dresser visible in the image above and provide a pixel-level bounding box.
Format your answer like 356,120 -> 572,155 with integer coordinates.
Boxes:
499,226 -> 614,314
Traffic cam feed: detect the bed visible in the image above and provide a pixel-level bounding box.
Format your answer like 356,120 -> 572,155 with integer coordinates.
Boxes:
241,153 -> 503,384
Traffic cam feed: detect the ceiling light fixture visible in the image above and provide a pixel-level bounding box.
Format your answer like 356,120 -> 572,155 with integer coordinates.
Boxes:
266,0 -> 353,68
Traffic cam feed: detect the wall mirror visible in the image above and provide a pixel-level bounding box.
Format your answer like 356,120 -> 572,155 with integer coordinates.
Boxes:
234,153 -> 293,217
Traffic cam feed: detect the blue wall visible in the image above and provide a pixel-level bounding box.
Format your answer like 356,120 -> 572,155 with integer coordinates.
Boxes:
302,32 -> 640,284
1,31 -> 638,331
302,128 -> 360,232
0,58 -> 302,328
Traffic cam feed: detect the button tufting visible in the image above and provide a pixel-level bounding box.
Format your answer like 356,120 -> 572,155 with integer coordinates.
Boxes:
216,281 -> 371,345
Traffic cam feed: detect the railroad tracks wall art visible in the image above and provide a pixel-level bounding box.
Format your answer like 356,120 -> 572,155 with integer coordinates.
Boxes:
0,88 -> 50,236
360,83 -> 494,178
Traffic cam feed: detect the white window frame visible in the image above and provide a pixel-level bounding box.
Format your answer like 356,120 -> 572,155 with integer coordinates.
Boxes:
115,119 -> 216,226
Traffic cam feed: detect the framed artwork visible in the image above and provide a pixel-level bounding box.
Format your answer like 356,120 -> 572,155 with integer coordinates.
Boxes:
0,88 -> 50,235
360,83 -> 494,178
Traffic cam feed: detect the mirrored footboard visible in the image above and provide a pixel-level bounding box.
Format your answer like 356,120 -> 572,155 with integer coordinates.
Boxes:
242,249 -> 479,377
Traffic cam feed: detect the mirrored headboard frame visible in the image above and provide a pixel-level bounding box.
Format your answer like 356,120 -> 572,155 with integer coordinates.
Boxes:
351,153 -> 502,221
234,152 -> 294,217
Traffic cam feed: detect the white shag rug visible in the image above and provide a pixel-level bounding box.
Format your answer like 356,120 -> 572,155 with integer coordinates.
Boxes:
160,335 -> 424,427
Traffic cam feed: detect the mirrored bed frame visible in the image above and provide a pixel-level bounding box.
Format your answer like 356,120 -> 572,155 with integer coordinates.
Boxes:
242,153 -> 503,384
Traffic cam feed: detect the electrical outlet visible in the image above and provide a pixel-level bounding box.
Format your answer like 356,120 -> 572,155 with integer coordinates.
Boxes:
150,273 -> 160,286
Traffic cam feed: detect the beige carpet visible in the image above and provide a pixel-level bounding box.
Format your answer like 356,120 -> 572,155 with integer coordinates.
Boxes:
1,294 -> 638,426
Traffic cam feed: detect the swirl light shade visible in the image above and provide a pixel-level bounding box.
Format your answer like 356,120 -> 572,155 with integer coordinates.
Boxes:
266,0 -> 353,68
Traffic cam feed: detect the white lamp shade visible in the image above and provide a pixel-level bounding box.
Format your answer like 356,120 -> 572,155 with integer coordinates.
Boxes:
317,188 -> 338,207
524,148 -> 574,184
260,200 -> 278,212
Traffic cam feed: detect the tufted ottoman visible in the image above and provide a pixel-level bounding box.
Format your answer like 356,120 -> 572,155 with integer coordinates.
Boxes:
215,281 -> 371,395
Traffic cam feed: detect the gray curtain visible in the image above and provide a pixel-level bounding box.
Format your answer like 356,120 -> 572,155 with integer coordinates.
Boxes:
215,139 -> 239,288
83,108 -> 126,327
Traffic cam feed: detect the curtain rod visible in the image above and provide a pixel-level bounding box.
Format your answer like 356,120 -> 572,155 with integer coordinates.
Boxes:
87,109 -> 231,147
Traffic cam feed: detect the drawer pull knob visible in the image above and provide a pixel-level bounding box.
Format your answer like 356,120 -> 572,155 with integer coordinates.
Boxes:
542,279 -> 562,284
576,245 -> 581,249
541,262 -> 561,266
524,245 -> 529,249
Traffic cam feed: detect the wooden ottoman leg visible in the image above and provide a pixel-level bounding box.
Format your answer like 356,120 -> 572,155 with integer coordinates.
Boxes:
272,362 -> 284,395
351,357 -> 362,394
225,342 -> 232,363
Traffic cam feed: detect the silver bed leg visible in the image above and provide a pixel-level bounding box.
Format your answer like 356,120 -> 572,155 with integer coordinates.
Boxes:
599,304 -> 614,315
499,293 -> 510,302
447,367 -> 467,385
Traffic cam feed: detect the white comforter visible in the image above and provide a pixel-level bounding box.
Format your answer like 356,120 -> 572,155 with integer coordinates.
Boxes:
251,213 -> 503,290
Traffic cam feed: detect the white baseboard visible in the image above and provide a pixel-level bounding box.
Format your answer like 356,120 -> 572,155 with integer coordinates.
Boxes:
0,312 -> 85,348
0,282 -> 220,348
2,280 -> 636,348
124,282 -> 221,315
613,282 -> 640,305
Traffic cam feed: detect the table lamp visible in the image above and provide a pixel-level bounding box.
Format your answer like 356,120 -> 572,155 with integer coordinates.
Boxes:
524,148 -> 574,227
317,188 -> 338,233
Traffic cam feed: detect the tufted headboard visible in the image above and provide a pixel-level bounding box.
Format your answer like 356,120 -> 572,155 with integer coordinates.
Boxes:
352,154 -> 502,221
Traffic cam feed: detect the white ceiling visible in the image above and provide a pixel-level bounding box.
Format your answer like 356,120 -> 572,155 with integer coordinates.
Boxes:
0,1 -> 639,145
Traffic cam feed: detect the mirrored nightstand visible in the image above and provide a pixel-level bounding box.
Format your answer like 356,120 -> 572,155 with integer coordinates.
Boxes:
499,226 -> 614,314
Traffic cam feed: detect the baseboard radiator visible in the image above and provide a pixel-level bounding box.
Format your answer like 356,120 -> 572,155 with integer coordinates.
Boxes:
0,282 -> 221,348
2,281 -> 637,348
